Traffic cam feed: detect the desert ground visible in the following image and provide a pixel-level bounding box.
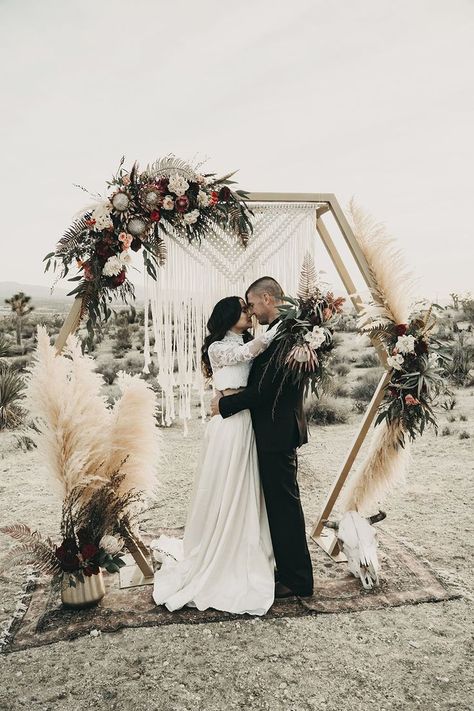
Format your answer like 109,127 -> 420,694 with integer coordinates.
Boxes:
0,314 -> 473,711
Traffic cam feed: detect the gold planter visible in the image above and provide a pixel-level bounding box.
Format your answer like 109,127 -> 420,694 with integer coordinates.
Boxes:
61,570 -> 106,608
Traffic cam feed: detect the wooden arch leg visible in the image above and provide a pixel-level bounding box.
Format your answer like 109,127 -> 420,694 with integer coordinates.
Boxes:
310,201 -> 391,559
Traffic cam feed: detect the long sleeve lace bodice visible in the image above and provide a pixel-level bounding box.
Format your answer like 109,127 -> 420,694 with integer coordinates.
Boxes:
208,322 -> 280,390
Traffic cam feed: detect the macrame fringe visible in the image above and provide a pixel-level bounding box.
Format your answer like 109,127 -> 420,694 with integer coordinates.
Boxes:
144,203 -> 322,432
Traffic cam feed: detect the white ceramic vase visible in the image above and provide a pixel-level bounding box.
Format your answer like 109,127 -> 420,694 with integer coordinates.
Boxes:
61,570 -> 106,608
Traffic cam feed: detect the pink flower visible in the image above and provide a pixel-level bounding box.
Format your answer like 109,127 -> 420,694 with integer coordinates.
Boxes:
122,175 -> 131,185
118,232 -> 133,250
405,394 -> 420,406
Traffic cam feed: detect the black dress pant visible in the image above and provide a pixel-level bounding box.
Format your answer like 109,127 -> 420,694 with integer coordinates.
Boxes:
257,448 -> 314,595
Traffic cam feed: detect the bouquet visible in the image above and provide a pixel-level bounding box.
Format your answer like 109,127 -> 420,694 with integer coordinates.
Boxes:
362,304 -> 450,443
266,254 -> 345,403
1,471 -> 138,586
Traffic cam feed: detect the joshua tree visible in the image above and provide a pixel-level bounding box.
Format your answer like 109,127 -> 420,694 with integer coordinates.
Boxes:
5,292 -> 34,346
449,292 -> 459,310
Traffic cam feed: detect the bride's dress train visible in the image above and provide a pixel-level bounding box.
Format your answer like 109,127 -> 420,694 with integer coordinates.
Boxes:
151,325 -> 279,616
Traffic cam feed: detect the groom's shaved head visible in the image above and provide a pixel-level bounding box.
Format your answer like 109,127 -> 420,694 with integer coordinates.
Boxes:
245,277 -> 284,303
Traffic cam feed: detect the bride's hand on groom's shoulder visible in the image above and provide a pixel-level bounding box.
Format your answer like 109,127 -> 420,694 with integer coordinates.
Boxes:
210,392 -> 223,417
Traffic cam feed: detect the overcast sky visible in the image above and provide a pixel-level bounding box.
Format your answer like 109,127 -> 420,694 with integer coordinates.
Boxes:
1,0 -> 473,301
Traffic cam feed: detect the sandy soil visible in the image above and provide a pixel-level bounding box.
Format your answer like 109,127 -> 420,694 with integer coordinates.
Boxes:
0,350 -> 473,710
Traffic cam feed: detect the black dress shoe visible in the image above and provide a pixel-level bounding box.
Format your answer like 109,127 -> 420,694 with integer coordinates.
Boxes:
274,581 -> 313,599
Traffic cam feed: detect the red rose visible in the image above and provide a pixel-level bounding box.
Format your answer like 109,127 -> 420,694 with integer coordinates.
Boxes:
84,564 -> 100,577
85,218 -> 96,227
111,270 -> 126,287
175,196 -> 190,213
209,191 -> 219,206
395,324 -> 408,336
150,209 -> 161,222
80,543 -> 98,560
157,177 -> 169,194
219,186 -> 231,201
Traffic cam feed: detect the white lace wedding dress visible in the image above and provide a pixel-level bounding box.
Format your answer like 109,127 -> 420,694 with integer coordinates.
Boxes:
151,324 -> 279,616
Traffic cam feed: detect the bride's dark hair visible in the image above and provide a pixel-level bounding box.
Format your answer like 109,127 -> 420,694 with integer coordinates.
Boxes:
201,296 -> 253,379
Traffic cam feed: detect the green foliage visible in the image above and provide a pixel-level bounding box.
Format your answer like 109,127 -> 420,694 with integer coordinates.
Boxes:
351,371 -> 382,402
444,331 -> 474,386
0,364 -> 25,429
355,352 -> 380,368
335,362 -> 350,377
304,395 -> 350,425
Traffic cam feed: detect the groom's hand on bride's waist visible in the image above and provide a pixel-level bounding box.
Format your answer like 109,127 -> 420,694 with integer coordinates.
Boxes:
210,392 -> 223,416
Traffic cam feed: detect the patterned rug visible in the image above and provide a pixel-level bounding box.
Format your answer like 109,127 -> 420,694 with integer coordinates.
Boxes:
1,527 -> 459,653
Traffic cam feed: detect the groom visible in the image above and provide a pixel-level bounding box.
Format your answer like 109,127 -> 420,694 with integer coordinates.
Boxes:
211,276 -> 314,598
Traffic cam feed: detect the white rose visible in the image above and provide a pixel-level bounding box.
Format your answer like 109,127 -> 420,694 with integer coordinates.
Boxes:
387,353 -> 404,370
396,334 -> 416,354
168,174 -> 189,197
162,195 -> 174,210
102,255 -> 123,276
91,201 -> 113,230
119,250 -> 132,265
183,209 -> 200,225
304,326 -> 326,349
428,352 -> 439,366
195,174 -> 208,185
197,190 -> 210,207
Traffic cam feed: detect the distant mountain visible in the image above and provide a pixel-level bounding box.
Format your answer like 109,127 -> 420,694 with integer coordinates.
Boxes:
0,281 -> 145,301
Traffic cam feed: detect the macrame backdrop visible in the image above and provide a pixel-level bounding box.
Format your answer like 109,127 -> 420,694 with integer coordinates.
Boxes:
142,202 -> 324,433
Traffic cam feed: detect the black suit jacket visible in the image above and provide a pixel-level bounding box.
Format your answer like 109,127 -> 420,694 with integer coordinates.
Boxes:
218,319 -> 308,452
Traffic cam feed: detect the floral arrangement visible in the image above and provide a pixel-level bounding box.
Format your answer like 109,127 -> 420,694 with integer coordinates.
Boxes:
266,253 -> 345,402
363,305 -> 449,442
43,155 -> 253,341
341,201 -> 451,513
0,471 -> 137,586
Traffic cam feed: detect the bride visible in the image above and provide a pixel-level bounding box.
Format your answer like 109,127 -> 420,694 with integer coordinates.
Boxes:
151,296 -> 279,615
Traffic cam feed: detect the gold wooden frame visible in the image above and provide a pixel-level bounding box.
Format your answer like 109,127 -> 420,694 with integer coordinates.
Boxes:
54,191 -> 391,582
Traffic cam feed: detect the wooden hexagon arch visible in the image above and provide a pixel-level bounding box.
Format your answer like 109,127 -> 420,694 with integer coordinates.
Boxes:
54,192 -> 391,583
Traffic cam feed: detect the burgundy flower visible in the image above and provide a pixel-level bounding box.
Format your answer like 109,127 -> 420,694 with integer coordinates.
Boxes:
175,196 -> 190,213
150,209 -> 161,222
388,387 -> 399,398
111,270 -> 126,287
95,241 -> 115,260
218,186 -> 231,201
84,564 -> 100,577
80,543 -> 98,560
61,553 -> 81,573
414,338 -> 429,355
130,237 -> 142,252
157,177 -> 169,194
395,323 -> 408,336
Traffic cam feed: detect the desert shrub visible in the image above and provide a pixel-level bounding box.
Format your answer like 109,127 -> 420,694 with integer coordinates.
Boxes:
0,334 -> 10,358
441,396 -> 457,411
459,431 -> 470,440
14,431 -> 37,451
459,414 -> 467,422
123,355 -> 144,375
113,324 -> 132,357
9,356 -> 31,372
351,371 -> 382,402
444,332 -> 474,386
304,395 -> 350,425
95,363 -> 118,385
355,352 -> 380,368
352,401 -> 367,414
441,426 -> 451,436
5,343 -> 27,356
0,364 -> 26,429
337,313 -> 359,332
447,414 -> 456,423
335,363 -> 350,377
329,378 -> 350,398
